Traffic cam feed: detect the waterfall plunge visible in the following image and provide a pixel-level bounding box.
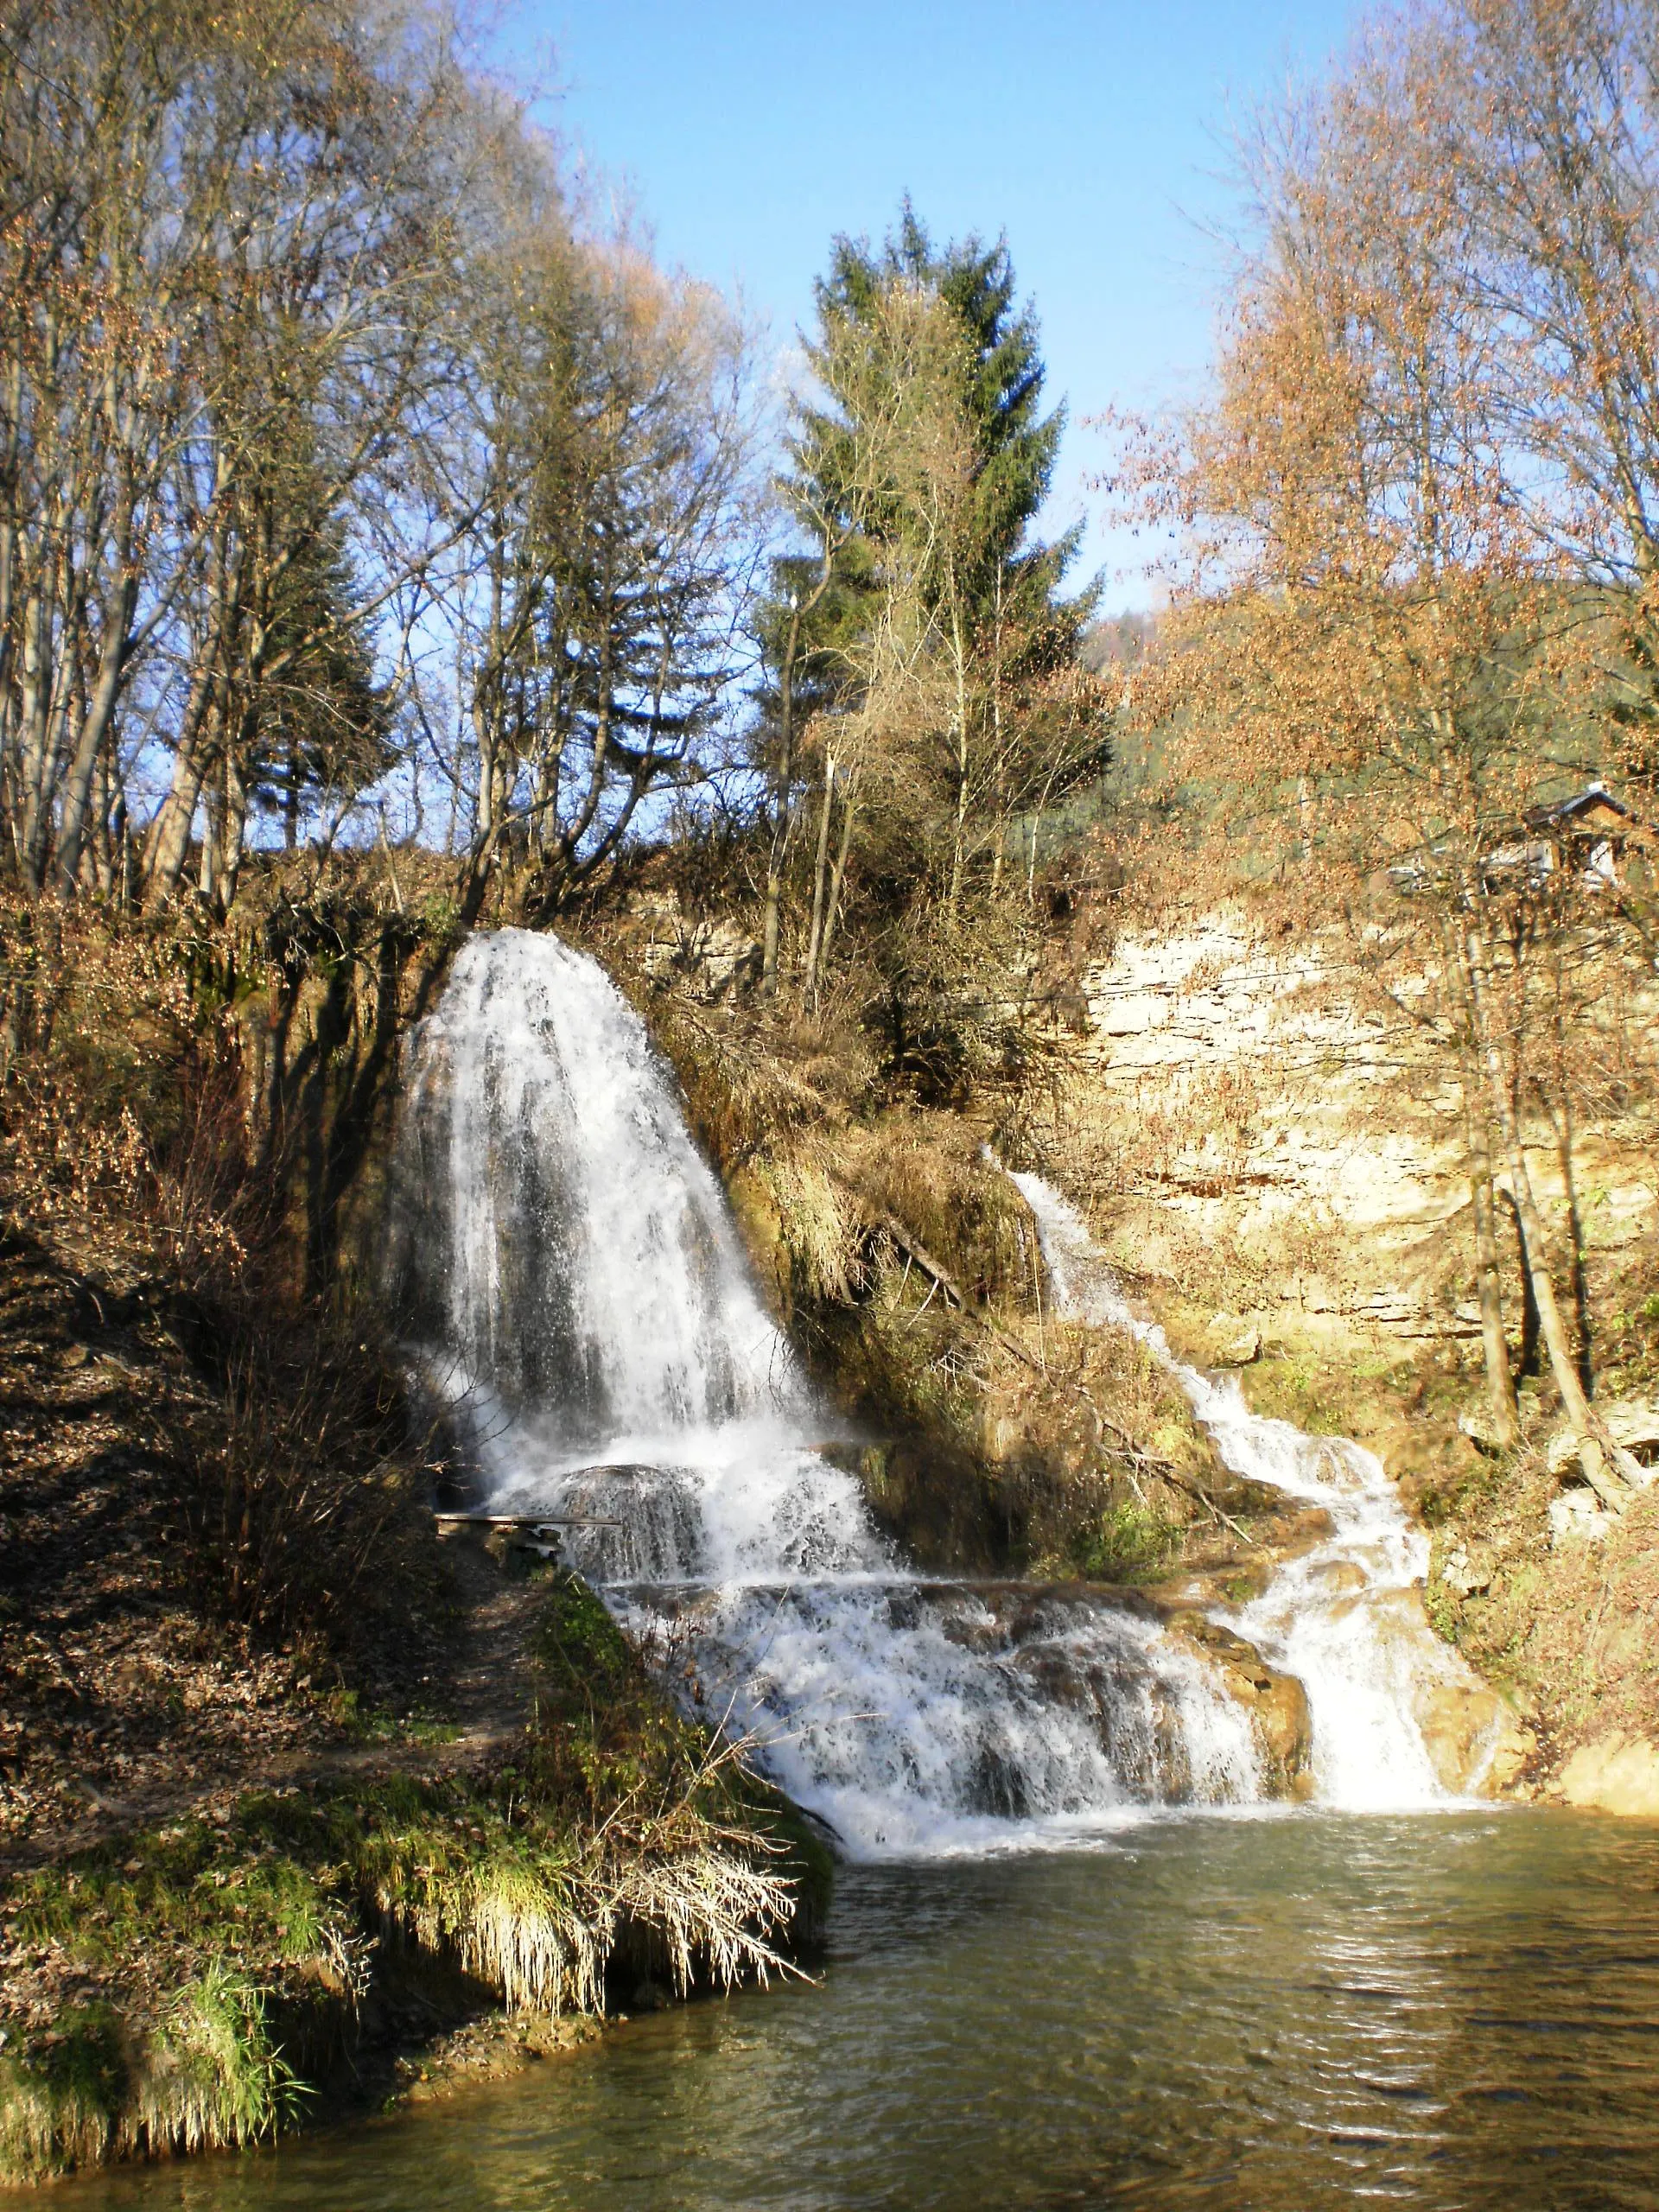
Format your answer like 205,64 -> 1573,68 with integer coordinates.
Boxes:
395,929 -> 1481,1853
395,931 -> 1266,1856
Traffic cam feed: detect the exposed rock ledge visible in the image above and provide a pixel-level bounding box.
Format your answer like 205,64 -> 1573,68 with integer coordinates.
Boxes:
1550,1735 -> 1659,1818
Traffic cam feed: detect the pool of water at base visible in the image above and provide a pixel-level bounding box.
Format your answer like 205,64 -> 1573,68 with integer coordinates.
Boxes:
65,1810 -> 1659,2212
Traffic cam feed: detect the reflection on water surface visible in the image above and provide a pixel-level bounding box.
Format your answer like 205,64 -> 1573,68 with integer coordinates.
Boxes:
61,1811 -> 1659,2211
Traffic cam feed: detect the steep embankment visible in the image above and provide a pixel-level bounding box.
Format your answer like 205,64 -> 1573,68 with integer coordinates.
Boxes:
0,897 -> 823,2187
622,940 -> 1276,1591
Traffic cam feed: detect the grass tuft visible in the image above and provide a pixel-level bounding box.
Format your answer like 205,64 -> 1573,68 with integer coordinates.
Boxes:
124,1964 -> 306,2158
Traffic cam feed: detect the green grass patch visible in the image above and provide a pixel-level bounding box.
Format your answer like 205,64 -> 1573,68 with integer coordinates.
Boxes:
1065,1503 -> 1185,1582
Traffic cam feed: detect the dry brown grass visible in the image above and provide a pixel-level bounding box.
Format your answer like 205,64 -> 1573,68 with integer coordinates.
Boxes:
1421,1440 -> 1659,1767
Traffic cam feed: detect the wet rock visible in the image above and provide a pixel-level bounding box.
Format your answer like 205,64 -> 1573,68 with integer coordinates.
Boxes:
1309,1560 -> 1368,1596
1154,1560 -> 1274,1608
1555,1734 -> 1659,1817
1483,1721 -> 1537,1793
1164,1614 -> 1313,1799
1410,1673 -> 1506,1795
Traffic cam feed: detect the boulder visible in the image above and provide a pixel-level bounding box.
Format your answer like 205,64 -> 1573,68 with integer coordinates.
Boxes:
1457,1410 -> 1510,1457
1411,1675 -> 1508,1795
1439,1544 -> 1492,1598
1165,1613 -> 1313,1799
1548,1488 -> 1611,1548
1482,1720 -> 1538,1793
1546,1399 -> 1659,1483
1308,1559 -> 1368,1595
1556,1734 -> 1659,1817
1207,1317 -> 1262,1367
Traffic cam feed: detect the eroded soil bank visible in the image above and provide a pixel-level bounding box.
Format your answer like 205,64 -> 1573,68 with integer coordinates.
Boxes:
53,1813 -> 1659,2212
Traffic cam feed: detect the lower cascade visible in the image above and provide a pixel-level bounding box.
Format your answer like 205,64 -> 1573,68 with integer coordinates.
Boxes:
1010,1179 -> 1503,1810
392,929 -> 1493,1857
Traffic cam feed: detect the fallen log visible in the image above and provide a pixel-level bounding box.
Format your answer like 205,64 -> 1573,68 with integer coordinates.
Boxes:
434,1511 -> 623,1529
872,1207 -> 1044,1373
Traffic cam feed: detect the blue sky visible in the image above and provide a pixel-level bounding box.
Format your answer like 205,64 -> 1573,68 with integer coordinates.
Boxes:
501,1 -> 1359,607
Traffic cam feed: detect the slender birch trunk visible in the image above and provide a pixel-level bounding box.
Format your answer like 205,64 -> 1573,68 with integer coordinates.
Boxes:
1465,1090 -> 1519,1447
816,772 -> 859,999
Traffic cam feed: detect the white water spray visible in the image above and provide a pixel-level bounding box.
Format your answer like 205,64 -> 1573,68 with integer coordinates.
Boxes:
1011,1174 -> 1500,1809
395,931 -> 1262,1857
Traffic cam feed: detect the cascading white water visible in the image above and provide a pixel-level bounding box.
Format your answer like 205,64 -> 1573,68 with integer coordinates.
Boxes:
394,930 -> 1262,1857
1011,1173 -> 1501,1810
401,927 -> 802,1444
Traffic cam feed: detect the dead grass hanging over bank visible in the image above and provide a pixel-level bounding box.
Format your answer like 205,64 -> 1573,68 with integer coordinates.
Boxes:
0,894 -> 823,2186
0,1569 -> 818,2188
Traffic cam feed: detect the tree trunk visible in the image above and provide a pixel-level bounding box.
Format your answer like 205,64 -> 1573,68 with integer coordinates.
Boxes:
53,516 -> 137,893
801,757 -> 835,1008
1464,918 -> 1632,1509
1465,1094 -> 1519,1447
815,774 -> 859,1002
1544,1084 -> 1594,1396
1496,1185 -> 1541,1375
198,780 -> 219,906
948,604 -> 970,912
760,595 -> 804,999
142,658 -> 218,899
219,742 -> 248,914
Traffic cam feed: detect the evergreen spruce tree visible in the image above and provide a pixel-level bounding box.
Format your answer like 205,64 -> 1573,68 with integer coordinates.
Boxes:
755,202 -> 1107,1001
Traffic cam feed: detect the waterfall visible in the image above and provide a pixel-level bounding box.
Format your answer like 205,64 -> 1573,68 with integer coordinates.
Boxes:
1011,1174 -> 1501,1810
393,931 -> 1262,1857
394,927 -> 800,1443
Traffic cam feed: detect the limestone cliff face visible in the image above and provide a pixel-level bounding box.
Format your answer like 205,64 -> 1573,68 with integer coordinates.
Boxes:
1053,912 -> 1657,1371
1042,909 -> 1659,1806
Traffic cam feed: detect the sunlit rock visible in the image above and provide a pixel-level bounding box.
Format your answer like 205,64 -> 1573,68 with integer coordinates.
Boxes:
1556,1734 -> 1659,1817
1548,1488 -> 1612,1548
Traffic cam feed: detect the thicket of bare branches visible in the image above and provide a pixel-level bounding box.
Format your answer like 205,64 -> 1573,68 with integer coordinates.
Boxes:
0,0 -> 756,923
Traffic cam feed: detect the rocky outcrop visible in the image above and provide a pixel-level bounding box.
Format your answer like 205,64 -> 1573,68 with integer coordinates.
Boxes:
1162,1613 -> 1313,1798
1553,1735 -> 1659,1817
633,890 -> 761,998
1060,914 -> 1658,1370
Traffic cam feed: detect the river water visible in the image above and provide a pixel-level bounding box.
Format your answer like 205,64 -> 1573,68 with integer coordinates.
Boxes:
70,1808 -> 1659,2210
